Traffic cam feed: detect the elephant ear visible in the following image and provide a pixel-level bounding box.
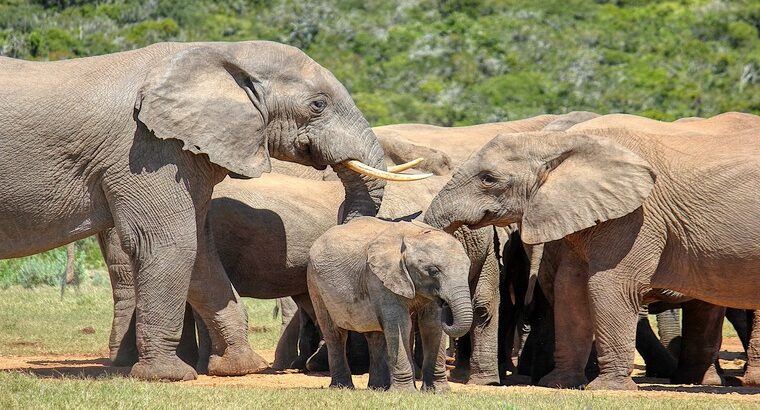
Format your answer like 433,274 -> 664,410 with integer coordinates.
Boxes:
521,133 -> 656,244
367,231 -> 415,299
135,46 -> 270,178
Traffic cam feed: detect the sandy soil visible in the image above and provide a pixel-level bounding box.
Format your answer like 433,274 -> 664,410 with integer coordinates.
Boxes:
1,337 -> 758,401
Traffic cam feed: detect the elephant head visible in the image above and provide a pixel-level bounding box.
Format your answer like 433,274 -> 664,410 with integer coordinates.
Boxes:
135,41 -> 425,220
424,132 -> 656,244
367,225 -> 473,337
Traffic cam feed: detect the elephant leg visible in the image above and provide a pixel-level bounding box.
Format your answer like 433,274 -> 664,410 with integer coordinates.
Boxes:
539,249 -> 592,389
194,310 -> 211,374
187,222 -> 267,376
450,334 -> 471,383
725,308 -> 750,352
378,304 -> 416,391
467,250 -> 501,385
105,181 -> 204,381
636,308 -> 677,378
418,302 -> 450,393
177,304 -> 199,368
365,332 -> 390,390
744,310 -> 760,386
585,270 -> 641,391
310,289 -> 353,388
99,228 -> 138,367
347,331 -> 371,375
656,308 -> 682,358
272,298 -> 301,371
672,300 -> 724,385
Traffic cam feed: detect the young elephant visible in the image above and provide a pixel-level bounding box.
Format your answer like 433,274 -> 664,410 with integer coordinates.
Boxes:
307,217 -> 473,391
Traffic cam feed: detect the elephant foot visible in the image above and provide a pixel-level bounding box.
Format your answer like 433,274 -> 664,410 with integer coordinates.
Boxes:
586,375 -> 637,391
448,365 -> 469,383
538,369 -> 588,389
196,356 -> 209,375
130,355 -> 197,381
305,344 -> 329,372
421,380 -> 451,393
208,345 -> 268,376
467,372 -> 501,386
109,347 -> 139,367
389,382 -> 417,392
329,378 -> 355,389
743,368 -> 760,387
672,364 -> 723,386
367,379 -> 390,391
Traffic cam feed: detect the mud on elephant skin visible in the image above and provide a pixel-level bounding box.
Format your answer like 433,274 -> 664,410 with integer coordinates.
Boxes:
425,113 -> 760,390
307,217 -> 473,392
0,40 -> 425,381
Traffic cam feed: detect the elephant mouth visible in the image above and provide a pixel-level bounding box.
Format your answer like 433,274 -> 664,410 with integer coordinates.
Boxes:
439,299 -> 454,327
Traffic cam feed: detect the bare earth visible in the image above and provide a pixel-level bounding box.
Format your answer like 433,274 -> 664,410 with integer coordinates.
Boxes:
1,337 -> 758,401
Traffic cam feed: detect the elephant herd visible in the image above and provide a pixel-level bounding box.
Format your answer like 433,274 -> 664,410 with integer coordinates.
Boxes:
1,41 -> 758,391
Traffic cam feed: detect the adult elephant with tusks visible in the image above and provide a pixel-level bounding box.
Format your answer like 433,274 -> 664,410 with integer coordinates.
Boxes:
425,113 -> 760,390
0,41 -> 424,381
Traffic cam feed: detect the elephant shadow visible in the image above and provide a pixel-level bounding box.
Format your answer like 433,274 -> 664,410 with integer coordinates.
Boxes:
5,358 -> 130,379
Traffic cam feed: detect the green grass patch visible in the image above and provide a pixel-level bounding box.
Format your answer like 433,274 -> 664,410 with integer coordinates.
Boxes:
0,286 -> 279,356
0,371 -> 757,410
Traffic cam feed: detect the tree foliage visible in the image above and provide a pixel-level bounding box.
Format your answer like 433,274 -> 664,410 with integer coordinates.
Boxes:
1,0 -> 758,125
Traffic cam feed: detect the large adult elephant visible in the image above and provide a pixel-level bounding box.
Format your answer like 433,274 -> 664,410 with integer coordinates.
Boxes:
425,112 -> 760,390
0,41 -> 423,381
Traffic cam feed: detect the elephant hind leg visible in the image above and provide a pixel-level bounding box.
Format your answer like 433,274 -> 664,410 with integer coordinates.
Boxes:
671,300 -> 725,386
309,288 -> 353,388
742,310 -> 760,386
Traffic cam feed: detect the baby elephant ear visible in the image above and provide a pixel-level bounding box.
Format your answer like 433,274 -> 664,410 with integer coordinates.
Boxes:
367,233 -> 415,299
135,46 -> 270,178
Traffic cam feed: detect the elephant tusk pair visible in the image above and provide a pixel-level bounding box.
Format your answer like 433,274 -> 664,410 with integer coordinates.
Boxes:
343,158 -> 432,181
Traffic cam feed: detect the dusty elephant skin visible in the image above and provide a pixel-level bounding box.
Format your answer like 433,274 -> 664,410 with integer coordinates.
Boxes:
307,217 -> 473,392
0,41 -> 394,381
425,112 -> 760,390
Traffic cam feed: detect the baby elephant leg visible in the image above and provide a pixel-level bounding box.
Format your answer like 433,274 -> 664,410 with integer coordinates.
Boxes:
418,302 -> 450,393
379,304 -> 417,391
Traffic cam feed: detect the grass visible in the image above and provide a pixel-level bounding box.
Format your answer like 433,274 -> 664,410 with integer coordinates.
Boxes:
1,371 -> 758,410
0,286 -> 279,356
0,286 -> 754,409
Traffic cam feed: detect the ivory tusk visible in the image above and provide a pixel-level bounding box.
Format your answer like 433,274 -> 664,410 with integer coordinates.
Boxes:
343,160 -> 432,181
387,157 -> 424,173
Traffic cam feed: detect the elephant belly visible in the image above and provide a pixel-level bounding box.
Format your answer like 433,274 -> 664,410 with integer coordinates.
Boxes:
652,253 -> 760,310
0,185 -> 111,258
320,292 -> 382,333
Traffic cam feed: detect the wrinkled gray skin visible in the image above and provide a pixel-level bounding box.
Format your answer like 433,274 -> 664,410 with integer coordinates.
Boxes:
0,41 -> 387,381
106,173 -> 488,372
308,217 -> 473,391
374,113 -> 571,384
426,113 -> 760,390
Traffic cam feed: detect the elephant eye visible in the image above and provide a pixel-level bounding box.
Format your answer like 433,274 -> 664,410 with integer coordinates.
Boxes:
479,172 -> 498,187
427,266 -> 440,277
309,99 -> 327,114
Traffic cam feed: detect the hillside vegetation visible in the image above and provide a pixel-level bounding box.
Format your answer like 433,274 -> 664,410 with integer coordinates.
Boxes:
0,0 -> 758,279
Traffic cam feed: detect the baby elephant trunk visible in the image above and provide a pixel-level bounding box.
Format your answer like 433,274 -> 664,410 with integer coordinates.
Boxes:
440,285 -> 473,338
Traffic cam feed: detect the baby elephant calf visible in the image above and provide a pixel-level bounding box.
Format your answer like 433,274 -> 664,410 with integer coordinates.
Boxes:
307,217 -> 473,392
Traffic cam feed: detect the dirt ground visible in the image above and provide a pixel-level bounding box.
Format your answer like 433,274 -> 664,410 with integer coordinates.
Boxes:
1,337 -> 758,401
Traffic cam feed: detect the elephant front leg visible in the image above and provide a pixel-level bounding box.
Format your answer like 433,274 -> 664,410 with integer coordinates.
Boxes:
187,221 -> 268,376
467,254 -> 501,385
585,271 -> 640,391
538,253 -> 593,389
365,332 -> 390,390
417,303 -> 450,393
744,310 -> 760,386
379,305 -> 416,391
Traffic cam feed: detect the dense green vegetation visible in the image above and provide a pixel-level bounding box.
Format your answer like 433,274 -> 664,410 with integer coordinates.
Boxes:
0,0 -> 758,281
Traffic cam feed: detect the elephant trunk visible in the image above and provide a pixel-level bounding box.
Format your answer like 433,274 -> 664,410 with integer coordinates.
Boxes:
424,190 -> 460,233
332,126 -> 386,223
440,285 -> 473,338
